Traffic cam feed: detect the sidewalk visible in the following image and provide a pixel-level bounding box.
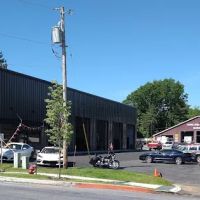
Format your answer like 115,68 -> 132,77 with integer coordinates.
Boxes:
179,185 -> 200,196
0,172 -> 181,194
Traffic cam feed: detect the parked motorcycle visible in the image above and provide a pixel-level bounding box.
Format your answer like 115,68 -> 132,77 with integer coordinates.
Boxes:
89,152 -> 120,169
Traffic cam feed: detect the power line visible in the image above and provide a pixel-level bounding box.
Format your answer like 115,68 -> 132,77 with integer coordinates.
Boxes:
0,32 -> 50,46
8,62 -> 60,70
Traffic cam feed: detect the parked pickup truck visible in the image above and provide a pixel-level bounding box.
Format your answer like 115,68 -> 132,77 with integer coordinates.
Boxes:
147,142 -> 162,150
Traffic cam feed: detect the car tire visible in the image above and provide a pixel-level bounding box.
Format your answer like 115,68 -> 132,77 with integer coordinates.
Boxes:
175,157 -> 182,165
196,155 -> 200,164
146,156 -> 152,163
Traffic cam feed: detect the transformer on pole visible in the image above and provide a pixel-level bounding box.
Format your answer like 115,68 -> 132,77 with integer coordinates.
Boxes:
52,26 -> 62,44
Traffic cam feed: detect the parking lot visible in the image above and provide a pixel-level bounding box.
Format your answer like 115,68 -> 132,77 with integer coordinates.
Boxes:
69,151 -> 200,187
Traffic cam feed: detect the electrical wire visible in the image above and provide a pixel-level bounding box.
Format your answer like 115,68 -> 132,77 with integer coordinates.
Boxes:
1,1 -> 74,67
0,32 -> 50,46
51,46 -> 61,59
7,61 -> 61,70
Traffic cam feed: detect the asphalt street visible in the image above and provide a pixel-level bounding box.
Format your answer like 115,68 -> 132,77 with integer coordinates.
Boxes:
69,151 -> 200,187
0,181 -> 199,200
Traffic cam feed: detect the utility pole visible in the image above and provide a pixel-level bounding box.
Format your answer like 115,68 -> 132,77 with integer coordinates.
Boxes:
60,6 -> 68,168
52,6 -> 72,168
52,6 -> 68,168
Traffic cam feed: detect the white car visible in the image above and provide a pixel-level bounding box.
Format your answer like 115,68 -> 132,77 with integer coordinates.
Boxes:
162,141 -> 174,149
178,144 -> 200,153
37,147 -> 63,166
0,142 -> 34,161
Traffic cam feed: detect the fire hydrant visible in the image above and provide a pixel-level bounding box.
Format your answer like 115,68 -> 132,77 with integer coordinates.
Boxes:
28,164 -> 37,174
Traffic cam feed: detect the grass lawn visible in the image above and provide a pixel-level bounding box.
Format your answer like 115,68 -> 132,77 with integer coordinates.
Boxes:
0,163 -> 172,186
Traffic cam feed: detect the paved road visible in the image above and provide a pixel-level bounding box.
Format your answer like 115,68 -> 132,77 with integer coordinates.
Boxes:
0,181 -> 199,200
69,151 -> 200,187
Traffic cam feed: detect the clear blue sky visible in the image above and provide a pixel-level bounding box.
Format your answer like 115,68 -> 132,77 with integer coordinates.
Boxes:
1,0 -> 200,107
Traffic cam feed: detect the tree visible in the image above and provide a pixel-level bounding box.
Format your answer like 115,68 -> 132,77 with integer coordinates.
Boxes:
187,106 -> 200,119
0,51 -> 8,69
123,79 -> 189,138
45,81 -> 73,174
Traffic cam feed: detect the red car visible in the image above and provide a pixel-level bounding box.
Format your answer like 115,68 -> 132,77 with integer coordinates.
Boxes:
147,142 -> 162,150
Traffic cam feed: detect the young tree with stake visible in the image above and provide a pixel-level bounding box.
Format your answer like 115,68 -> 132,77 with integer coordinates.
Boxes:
45,82 -> 73,176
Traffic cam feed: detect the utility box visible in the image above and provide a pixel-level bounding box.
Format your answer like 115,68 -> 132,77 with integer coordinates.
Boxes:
14,152 -> 21,168
52,26 -> 62,44
21,156 -> 29,169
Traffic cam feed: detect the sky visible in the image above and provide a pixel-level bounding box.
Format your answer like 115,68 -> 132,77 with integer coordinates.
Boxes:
1,0 -> 200,107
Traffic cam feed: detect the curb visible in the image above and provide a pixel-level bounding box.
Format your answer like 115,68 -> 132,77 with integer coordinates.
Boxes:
0,173 -> 181,194
155,184 -> 181,193
75,182 -> 154,193
37,173 -> 161,189
0,176 -> 75,186
32,172 -> 182,193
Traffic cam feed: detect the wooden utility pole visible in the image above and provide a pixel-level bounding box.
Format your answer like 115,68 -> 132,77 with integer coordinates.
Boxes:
60,6 -> 68,168
52,6 -> 72,168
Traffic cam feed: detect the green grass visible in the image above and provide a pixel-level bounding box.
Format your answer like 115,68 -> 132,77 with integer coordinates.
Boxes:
0,172 -> 52,180
0,163 -> 172,186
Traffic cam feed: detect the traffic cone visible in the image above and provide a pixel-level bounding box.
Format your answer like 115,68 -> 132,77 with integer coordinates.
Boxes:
154,168 -> 162,177
154,168 -> 158,176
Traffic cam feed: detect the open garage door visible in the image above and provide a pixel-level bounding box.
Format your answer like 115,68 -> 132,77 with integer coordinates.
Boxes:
127,124 -> 135,149
196,132 -> 200,143
113,122 -> 123,150
181,131 -> 194,143
96,120 -> 108,150
75,117 -> 90,151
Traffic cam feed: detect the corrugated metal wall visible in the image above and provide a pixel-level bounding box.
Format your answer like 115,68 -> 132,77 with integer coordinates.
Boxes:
0,68 -> 136,125
0,69 -> 49,123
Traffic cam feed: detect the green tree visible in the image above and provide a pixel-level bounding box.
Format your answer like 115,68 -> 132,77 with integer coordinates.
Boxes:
123,79 -> 189,138
45,81 -> 73,174
0,51 -> 8,69
187,106 -> 200,119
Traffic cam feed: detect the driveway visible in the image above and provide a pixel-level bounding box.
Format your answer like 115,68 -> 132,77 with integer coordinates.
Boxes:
68,151 -> 200,186
120,152 -> 200,186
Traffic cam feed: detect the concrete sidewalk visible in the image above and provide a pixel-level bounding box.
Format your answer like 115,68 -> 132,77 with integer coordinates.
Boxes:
179,185 -> 200,196
0,172 -> 181,194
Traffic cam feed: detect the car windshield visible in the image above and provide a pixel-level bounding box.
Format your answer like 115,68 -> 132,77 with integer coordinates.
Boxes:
6,144 -> 22,150
178,146 -> 187,151
41,148 -> 59,154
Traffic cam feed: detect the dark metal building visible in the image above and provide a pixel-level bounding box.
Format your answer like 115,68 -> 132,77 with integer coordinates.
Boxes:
153,116 -> 200,143
0,68 -> 137,151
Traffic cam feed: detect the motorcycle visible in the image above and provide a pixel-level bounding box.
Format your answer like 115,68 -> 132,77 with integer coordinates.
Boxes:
89,152 -> 120,169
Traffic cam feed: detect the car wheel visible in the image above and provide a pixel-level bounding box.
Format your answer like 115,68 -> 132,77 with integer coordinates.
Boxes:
196,155 -> 200,164
175,157 -> 182,165
146,156 -> 152,163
